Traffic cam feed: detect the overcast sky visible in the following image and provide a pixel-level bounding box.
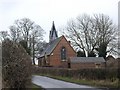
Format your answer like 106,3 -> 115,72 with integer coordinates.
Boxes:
0,0 -> 119,42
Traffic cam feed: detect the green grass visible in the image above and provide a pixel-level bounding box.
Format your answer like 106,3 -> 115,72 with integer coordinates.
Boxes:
32,83 -> 41,88
35,74 -> 119,88
31,83 -> 44,90
26,81 -> 43,90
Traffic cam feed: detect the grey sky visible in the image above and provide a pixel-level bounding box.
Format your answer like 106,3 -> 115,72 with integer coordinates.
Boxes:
0,0 -> 119,42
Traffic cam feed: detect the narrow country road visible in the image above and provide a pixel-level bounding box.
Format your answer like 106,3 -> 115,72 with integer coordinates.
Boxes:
32,75 -> 103,90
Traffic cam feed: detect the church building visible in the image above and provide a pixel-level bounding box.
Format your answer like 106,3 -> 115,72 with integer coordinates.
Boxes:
38,21 -> 106,69
38,21 -> 76,68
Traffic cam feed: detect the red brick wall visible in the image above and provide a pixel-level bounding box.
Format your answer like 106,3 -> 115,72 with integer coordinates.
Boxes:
49,36 -> 76,68
71,62 -> 106,69
38,56 -> 51,67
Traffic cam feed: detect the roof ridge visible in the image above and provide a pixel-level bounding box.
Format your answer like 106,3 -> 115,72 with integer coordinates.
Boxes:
70,57 -> 105,63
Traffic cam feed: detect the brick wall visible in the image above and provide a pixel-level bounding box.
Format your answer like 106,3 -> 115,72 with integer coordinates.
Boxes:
49,36 -> 76,68
71,62 -> 106,69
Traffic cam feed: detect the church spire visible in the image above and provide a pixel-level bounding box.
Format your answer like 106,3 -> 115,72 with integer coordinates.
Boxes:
49,21 -> 58,42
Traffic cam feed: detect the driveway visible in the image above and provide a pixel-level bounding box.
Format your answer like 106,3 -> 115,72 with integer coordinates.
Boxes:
32,75 -> 103,90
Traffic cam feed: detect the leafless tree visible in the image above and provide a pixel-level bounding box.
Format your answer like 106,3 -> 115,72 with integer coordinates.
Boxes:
9,18 -> 45,65
9,18 -> 34,44
0,31 -> 9,41
64,14 -> 97,56
92,14 -> 117,58
9,26 -> 21,42
63,14 -> 117,57
30,25 -> 44,65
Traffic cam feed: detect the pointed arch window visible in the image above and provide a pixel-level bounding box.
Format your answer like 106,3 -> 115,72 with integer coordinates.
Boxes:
61,47 -> 67,61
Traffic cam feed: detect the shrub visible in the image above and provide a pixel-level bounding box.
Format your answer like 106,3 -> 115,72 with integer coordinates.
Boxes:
34,67 -> 119,81
2,39 -> 32,88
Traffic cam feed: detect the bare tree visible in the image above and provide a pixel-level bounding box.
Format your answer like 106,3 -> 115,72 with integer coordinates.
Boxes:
93,14 -> 117,58
64,14 -> 97,56
30,25 -> 44,65
63,14 -> 117,57
9,26 -> 21,42
9,18 -> 34,44
0,31 -> 9,41
37,41 -> 47,55
9,18 -> 45,65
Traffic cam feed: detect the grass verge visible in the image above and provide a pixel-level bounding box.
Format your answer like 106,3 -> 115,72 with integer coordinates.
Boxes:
34,74 -> 119,89
31,83 -> 44,90
26,81 -> 44,90
32,83 -> 41,88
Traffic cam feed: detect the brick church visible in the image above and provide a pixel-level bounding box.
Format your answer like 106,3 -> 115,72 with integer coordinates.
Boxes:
38,22 -> 106,69
38,21 -> 76,68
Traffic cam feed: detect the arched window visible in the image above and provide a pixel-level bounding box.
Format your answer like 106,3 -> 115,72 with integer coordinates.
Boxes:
61,47 -> 66,60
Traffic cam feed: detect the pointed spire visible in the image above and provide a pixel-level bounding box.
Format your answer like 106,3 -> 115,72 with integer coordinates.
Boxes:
51,21 -> 56,31
49,21 -> 58,42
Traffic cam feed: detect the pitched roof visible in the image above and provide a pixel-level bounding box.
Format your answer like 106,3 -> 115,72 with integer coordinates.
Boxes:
70,57 -> 105,63
39,36 -> 62,57
106,55 -> 115,61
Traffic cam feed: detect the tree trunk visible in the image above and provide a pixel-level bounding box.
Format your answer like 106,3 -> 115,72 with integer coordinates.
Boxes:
32,36 -> 35,65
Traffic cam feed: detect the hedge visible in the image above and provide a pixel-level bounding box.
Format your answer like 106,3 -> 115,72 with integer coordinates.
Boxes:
2,39 -> 32,88
33,67 -> 119,81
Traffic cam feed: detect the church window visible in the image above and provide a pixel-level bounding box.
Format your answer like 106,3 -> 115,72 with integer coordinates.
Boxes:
61,47 -> 67,61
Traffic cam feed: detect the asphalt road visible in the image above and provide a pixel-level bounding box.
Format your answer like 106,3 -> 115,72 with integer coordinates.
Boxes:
32,75 -> 103,90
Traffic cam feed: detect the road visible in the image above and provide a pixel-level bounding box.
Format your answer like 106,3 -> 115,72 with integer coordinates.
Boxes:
32,75 -> 103,90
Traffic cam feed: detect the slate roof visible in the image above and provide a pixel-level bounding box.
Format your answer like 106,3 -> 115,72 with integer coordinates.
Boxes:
39,36 -> 62,57
70,57 -> 105,63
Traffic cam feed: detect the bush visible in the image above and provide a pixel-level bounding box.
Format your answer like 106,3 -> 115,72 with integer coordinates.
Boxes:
2,39 -> 32,88
34,67 -> 119,81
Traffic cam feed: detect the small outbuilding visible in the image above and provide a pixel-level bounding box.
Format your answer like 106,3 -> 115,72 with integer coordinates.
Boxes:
70,57 -> 106,69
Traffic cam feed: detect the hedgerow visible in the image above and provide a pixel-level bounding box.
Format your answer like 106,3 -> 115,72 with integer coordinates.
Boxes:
2,39 -> 32,88
34,67 -> 119,81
